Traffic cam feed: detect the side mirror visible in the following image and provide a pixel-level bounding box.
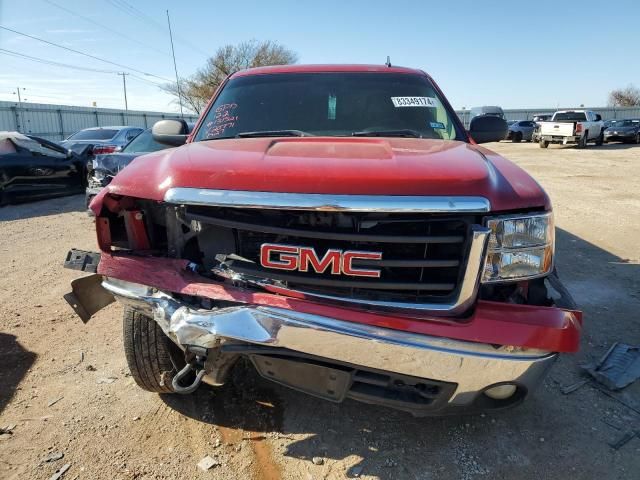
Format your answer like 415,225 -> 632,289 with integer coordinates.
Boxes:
467,115 -> 508,144
152,119 -> 189,147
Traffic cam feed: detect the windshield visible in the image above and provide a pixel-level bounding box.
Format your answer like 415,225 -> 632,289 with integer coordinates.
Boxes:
553,112 -> 587,122
122,129 -> 166,153
67,129 -> 118,141
194,73 -> 463,142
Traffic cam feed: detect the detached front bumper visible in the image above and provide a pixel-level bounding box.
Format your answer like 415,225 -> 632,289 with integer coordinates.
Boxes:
102,277 -> 557,412
65,250 -> 581,414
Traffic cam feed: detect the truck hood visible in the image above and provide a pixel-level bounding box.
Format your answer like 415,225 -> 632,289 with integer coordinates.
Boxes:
104,137 -> 550,212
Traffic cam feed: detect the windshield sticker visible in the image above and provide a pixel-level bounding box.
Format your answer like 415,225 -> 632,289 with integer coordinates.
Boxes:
391,97 -> 437,108
430,121 -> 445,129
327,94 -> 337,120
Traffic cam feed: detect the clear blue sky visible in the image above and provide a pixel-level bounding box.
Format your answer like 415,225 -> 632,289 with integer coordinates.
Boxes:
1,0 -> 638,112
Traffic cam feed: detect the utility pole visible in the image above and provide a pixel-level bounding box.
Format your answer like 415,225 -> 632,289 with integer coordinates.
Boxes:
12,87 -> 26,133
166,10 -> 184,118
118,72 -> 129,111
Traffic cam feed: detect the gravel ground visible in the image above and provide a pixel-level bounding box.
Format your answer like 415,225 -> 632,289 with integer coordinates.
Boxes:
1,141 -> 639,479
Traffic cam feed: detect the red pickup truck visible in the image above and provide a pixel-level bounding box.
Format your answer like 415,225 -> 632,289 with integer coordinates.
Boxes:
64,64 -> 581,416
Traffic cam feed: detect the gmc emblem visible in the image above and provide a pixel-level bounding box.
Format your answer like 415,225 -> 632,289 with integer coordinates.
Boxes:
260,243 -> 383,278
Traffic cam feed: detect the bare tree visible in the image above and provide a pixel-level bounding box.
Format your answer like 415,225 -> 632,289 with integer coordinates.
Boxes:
163,40 -> 297,114
608,85 -> 640,107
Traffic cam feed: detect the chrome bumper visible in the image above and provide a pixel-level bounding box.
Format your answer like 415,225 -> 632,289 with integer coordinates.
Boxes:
103,278 -> 556,406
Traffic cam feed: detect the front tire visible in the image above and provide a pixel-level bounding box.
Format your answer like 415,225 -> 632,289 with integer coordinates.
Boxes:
123,308 -> 182,393
539,139 -> 549,148
513,132 -> 523,143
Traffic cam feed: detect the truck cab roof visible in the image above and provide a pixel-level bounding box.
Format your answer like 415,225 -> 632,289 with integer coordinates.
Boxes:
232,64 -> 426,77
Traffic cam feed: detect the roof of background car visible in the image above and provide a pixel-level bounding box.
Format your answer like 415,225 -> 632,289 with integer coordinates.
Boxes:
80,126 -> 131,130
231,64 -> 426,77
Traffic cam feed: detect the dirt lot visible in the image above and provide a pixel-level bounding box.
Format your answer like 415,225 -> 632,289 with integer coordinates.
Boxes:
1,141 -> 639,480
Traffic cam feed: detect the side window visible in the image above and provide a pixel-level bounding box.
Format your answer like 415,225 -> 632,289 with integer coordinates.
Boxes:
126,129 -> 141,141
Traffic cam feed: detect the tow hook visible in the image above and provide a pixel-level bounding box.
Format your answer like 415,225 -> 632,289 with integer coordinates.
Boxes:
172,347 -> 207,394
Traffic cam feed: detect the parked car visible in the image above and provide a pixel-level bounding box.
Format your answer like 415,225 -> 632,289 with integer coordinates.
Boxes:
538,110 -> 604,148
64,64 -> 579,417
59,126 -> 144,155
469,106 -> 505,121
86,124 -> 194,206
532,114 -> 552,122
506,120 -> 536,142
531,114 -> 553,143
0,132 -> 88,205
604,119 -> 640,144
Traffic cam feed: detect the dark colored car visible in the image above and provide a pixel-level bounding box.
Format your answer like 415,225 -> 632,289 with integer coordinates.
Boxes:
604,119 -> 640,144
86,124 -> 193,206
60,126 -> 144,155
0,132 -> 88,206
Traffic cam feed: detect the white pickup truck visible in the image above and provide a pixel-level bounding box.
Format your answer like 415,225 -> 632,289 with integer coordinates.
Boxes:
538,110 -> 604,148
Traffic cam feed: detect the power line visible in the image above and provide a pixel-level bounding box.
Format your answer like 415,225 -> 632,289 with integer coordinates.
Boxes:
0,48 -> 166,89
104,0 -> 212,59
43,0 -> 171,58
0,48 -> 118,74
0,25 -> 173,82
107,0 -> 166,32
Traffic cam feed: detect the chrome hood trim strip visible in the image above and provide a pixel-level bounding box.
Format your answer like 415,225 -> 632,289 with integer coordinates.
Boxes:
164,188 -> 491,213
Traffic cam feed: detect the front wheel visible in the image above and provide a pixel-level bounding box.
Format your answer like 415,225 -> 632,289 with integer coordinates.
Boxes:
635,133 -> 640,144
513,132 -> 523,143
123,308 -> 183,393
539,139 -> 549,148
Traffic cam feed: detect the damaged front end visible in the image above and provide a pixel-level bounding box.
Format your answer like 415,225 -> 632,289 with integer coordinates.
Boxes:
85,153 -> 139,207
65,191 -> 581,415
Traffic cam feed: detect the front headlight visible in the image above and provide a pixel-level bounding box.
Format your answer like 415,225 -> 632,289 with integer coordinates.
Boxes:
482,212 -> 554,283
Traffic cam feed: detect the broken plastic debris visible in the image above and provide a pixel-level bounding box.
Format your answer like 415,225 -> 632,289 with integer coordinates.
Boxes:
197,455 -> 220,471
0,424 -> 16,434
48,463 -> 71,480
583,343 -> 640,390
43,452 -> 64,463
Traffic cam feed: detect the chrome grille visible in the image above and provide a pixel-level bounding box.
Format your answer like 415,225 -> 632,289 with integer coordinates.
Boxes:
185,206 -> 478,304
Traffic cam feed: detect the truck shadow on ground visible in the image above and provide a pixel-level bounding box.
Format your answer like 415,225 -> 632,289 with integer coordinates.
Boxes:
0,333 -> 37,414
0,193 -> 84,221
161,227 -> 639,478
539,142 -> 639,151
